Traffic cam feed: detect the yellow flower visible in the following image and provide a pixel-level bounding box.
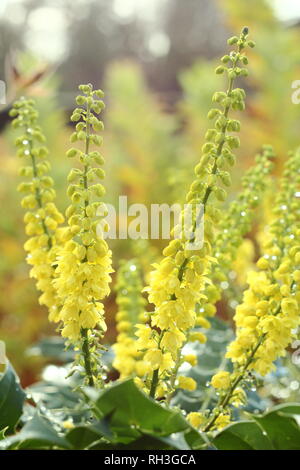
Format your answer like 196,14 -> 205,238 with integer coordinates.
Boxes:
183,354 -> 197,366
62,420 -> 75,430
190,331 -> 207,344
230,387 -> 246,407
144,349 -> 174,372
61,322 -> 81,342
195,316 -> 211,329
177,376 -> 197,391
214,413 -> 231,430
243,316 -> 258,328
160,329 -> 186,356
187,412 -> 205,428
211,371 -> 231,389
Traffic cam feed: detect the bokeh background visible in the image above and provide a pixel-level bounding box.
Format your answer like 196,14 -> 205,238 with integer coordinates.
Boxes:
0,0 -> 300,388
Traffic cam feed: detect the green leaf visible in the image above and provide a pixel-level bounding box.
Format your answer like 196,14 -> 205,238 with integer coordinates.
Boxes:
0,363 -> 26,432
94,379 -> 189,444
27,337 -> 113,367
185,427 -> 211,450
213,403 -> 300,450
66,418 -> 113,449
27,381 -> 80,411
0,427 -> 8,440
263,403 -> 300,416
0,413 -> 71,450
66,426 -> 104,450
88,434 -> 179,450
27,337 -> 74,363
213,421 -> 273,450
66,381 -> 206,450
252,403 -> 300,450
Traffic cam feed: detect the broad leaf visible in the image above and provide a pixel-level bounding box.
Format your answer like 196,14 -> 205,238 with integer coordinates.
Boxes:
0,413 -> 71,450
95,379 -> 190,444
88,434 -> 185,450
252,403 -> 300,450
213,403 -> 300,450
0,362 -> 26,432
213,420 -> 273,450
66,418 -> 113,449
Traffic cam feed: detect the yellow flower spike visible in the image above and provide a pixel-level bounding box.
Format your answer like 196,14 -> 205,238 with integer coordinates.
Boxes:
112,259 -> 147,379
203,147 -> 300,433
10,98 -> 64,323
135,27 -> 254,401
198,144 -> 275,325
54,84 -> 113,387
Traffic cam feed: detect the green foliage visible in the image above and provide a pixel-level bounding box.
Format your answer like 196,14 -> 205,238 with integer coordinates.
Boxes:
0,363 -> 26,433
0,378 -> 207,450
1,364 -> 300,450
213,420 -> 273,450
213,404 -> 300,450
0,413 -> 71,450
95,379 -> 186,438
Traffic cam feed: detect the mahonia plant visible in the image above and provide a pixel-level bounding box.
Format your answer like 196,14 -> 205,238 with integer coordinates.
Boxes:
135,27 -> 255,400
10,98 -> 64,322
195,148 -> 300,432
112,259 -> 148,379
53,84 -> 113,387
9,29 -> 300,447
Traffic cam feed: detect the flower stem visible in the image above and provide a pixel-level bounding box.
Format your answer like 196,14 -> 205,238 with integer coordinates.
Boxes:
79,98 -> 95,387
149,369 -> 159,398
81,328 -> 94,387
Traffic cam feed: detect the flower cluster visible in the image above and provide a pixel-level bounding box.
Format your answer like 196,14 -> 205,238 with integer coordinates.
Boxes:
195,145 -> 275,323
53,84 -> 113,386
227,149 -> 300,375
135,28 -> 255,398
213,145 -> 275,286
10,98 -> 64,322
112,259 -> 148,379
203,148 -> 300,431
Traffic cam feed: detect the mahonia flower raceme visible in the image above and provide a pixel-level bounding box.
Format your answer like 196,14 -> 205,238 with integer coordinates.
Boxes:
54,84 -> 113,387
213,145 -> 275,287
112,259 -> 149,379
203,147 -> 300,431
196,145 -> 275,322
231,238 -> 256,287
10,98 -> 64,322
135,28 -> 255,399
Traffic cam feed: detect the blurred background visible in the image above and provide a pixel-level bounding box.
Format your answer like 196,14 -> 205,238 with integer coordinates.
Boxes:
0,0 -> 300,390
